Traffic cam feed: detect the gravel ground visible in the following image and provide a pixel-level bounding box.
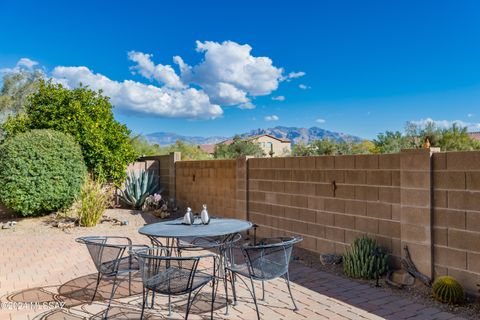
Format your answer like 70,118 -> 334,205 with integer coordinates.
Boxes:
294,247 -> 480,320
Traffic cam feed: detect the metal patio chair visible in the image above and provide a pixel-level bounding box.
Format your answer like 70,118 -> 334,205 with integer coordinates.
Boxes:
224,236 -> 303,320
133,247 -> 217,320
76,236 -> 148,319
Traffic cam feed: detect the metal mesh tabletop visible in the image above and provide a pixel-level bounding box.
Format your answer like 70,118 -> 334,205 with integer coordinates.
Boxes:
138,218 -> 253,238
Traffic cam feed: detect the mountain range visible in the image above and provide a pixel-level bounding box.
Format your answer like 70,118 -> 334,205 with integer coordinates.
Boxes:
144,126 -> 363,146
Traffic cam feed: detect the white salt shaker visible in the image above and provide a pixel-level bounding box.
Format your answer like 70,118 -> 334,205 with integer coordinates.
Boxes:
200,204 -> 210,225
183,207 -> 194,225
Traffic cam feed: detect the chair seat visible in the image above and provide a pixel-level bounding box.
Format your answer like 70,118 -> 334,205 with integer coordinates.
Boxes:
100,255 -> 140,275
227,258 -> 285,280
145,266 -> 213,295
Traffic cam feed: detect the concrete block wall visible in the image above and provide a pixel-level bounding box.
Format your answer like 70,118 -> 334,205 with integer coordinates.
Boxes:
175,159 -> 238,217
131,148 -> 480,295
432,151 -> 480,293
248,154 -> 403,264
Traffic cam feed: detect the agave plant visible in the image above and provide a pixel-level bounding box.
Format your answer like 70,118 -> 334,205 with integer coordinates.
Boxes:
119,169 -> 160,209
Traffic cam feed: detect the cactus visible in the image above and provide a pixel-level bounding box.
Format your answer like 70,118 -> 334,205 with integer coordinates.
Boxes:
119,169 -> 160,209
343,236 -> 389,279
432,276 -> 464,304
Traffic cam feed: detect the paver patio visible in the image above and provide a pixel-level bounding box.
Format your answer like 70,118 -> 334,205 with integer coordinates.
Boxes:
0,219 -> 467,320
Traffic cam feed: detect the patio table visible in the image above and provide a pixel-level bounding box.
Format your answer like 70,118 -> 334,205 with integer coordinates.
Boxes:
138,217 -> 253,240
138,217 -> 253,314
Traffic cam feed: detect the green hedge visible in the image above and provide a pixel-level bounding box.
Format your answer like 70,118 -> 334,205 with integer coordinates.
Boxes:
0,129 -> 87,216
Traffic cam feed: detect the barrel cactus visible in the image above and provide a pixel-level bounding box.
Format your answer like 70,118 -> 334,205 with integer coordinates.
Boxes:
119,169 -> 159,209
432,276 -> 464,304
343,236 -> 389,279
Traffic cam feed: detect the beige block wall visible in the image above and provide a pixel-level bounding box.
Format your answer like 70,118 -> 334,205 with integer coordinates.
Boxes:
432,151 -> 480,294
175,159 -> 238,218
247,154 -> 402,264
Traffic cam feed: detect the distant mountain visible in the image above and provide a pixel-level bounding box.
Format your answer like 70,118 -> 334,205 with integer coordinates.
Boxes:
144,132 -> 227,146
241,126 -> 363,145
144,126 -> 363,146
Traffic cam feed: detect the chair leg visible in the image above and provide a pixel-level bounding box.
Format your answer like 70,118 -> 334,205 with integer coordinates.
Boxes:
230,271 -> 238,305
284,271 -> 298,311
168,293 -> 172,316
128,271 -> 132,296
261,280 -> 265,301
248,276 -> 261,320
91,272 -> 102,303
211,278 -> 216,320
184,290 -> 194,320
223,268 -> 229,315
103,273 -> 119,320
140,287 -> 148,320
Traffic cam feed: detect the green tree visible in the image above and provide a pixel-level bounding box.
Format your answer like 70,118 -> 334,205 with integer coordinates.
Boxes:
291,142 -> 314,156
1,80 -> 137,184
0,70 -> 43,119
373,131 -> 414,153
214,136 -> 265,159
130,135 -> 164,156
438,125 -> 480,151
310,139 -> 338,155
166,140 -> 210,160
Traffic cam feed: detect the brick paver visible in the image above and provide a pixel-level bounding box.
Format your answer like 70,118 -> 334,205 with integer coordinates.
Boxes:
0,226 -> 466,320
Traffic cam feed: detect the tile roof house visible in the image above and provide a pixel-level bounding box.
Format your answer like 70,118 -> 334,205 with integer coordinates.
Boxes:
468,132 -> 480,141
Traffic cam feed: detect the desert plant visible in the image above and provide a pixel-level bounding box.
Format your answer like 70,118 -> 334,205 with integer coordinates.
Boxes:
0,129 -> 87,216
76,177 -> 108,227
432,276 -> 464,304
343,236 -> 389,279
119,169 -> 158,209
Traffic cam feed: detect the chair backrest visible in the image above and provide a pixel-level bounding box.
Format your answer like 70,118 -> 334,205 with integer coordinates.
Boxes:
134,247 -> 210,295
242,236 -> 302,280
76,236 -> 127,275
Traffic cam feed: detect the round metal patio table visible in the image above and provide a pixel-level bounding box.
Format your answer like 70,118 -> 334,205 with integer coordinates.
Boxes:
138,217 -> 253,240
138,217 -> 253,315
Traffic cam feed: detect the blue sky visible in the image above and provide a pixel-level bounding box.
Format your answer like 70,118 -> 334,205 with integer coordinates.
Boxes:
1,0 -> 480,139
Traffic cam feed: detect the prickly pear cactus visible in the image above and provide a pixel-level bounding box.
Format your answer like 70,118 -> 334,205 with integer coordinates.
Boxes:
343,236 -> 389,279
432,276 -> 464,304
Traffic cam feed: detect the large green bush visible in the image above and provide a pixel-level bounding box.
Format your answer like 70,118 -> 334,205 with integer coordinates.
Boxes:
1,80 -> 138,184
0,129 -> 87,216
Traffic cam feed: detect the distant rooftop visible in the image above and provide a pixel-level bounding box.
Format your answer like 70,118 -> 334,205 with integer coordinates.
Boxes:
468,132 -> 480,141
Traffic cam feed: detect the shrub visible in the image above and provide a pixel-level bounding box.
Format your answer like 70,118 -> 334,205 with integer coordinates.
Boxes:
75,177 -> 108,227
1,80 -> 138,184
343,236 -> 389,279
432,276 -> 464,304
0,129 -> 87,216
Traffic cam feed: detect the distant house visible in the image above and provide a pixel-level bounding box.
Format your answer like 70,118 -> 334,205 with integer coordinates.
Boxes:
198,144 -> 216,156
249,134 -> 291,157
468,132 -> 480,141
200,134 -> 291,157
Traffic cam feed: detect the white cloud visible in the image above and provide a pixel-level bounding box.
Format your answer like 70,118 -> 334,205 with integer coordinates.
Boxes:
272,95 -> 285,101
0,57 -> 39,73
316,118 -> 326,124
281,71 -> 305,81
299,84 -> 310,90
410,118 -> 480,130
173,40 -> 287,107
264,115 -> 279,121
4,41 -> 303,119
127,51 -> 185,89
52,66 -> 222,119
468,113 -> 474,118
